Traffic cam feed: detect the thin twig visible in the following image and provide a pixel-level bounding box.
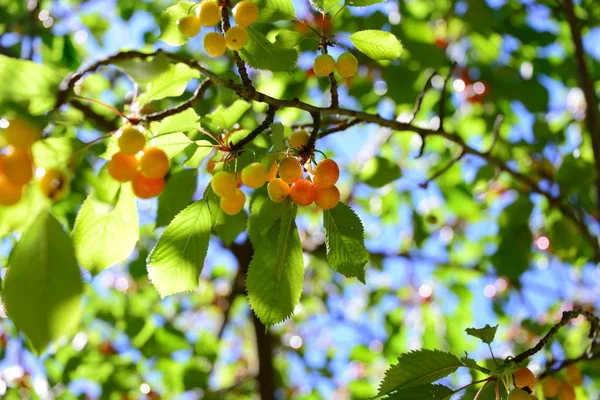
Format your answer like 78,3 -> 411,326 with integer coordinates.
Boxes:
485,114 -> 503,154
301,112 -> 321,162
510,309 -> 600,364
143,79 -> 213,122
319,118 -> 360,138
228,105 -> 277,152
563,0 -> 600,219
409,70 -> 437,123
420,150 -> 465,188
70,100 -> 119,131
221,1 -> 252,88
438,61 -> 457,131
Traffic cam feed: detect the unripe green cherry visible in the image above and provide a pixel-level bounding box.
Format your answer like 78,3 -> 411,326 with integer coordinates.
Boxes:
204,32 -> 227,57
241,162 -> 268,189
198,1 -> 221,27
177,15 -> 202,38
336,52 -> 358,78
267,178 -> 290,203
288,130 -> 309,149
211,171 -> 237,197
225,26 -> 248,50
233,1 -> 259,27
118,126 -> 146,155
220,188 -> 246,215
507,388 -> 529,400
278,157 -> 302,183
313,54 -> 335,77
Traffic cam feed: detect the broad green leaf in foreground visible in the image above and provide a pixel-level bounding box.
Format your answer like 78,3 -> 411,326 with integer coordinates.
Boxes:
156,169 -> 198,227
350,30 -> 403,61
323,203 -> 369,282
247,202 -> 304,326
147,200 -> 211,298
72,185 -> 139,274
379,350 -> 462,396
0,55 -> 62,115
205,187 -> 248,246
4,212 -> 84,353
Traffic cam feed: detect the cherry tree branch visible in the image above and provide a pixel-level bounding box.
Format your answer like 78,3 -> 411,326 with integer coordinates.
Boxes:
563,0 -> 600,218
142,79 -> 213,122
438,61 -> 457,132
510,309 -> 599,364
228,105 -> 277,152
52,49 -> 600,260
221,0 -> 252,88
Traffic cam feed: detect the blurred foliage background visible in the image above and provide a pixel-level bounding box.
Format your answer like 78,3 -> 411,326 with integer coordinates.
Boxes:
1,0 -> 600,399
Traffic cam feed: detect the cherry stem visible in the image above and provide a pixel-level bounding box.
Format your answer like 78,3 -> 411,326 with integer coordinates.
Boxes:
75,95 -> 129,121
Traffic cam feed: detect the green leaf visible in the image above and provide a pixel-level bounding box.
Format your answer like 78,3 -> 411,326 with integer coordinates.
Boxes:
346,0 -> 385,6
247,202 -> 304,326
360,156 -> 402,188
379,350 -> 462,396
309,0 -> 342,13
461,357 -> 491,374
466,324 -> 498,344
184,141 -> 213,168
139,63 -> 200,103
147,200 -> 211,298
32,137 -> 74,169
4,212 -> 84,353
205,187 -> 247,246
248,190 -> 286,248
0,188 -> 49,236
159,2 -> 196,46
151,132 -> 192,158
255,0 -> 296,22
202,99 -> 251,131
157,169 -> 198,227
385,384 -> 454,400
555,154 -> 596,197
0,55 -> 62,115
150,108 -> 199,136
323,203 -> 368,282
350,30 -> 403,61
114,53 -> 171,84
490,196 -> 533,282
273,30 -> 305,48
72,185 -> 139,274
239,27 -> 299,72
271,123 -> 284,152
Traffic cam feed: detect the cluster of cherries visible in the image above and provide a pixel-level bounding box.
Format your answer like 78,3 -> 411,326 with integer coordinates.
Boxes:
0,119 -> 69,206
209,130 -> 341,215
106,125 -> 170,199
177,0 -> 258,57
313,51 -> 359,78
508,365 -> 582,400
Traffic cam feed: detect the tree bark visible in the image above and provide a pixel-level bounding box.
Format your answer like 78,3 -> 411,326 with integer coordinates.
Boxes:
230,240 -> 276,400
